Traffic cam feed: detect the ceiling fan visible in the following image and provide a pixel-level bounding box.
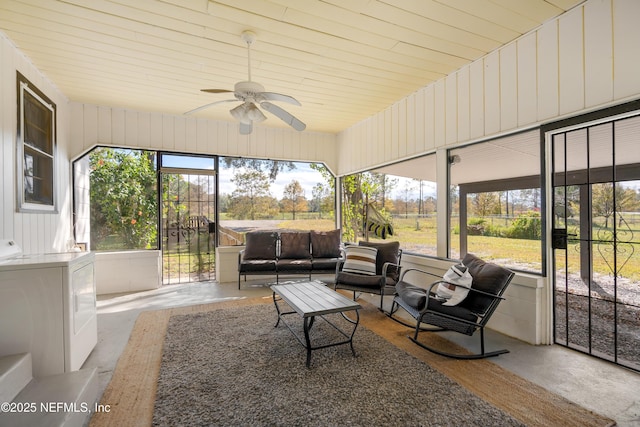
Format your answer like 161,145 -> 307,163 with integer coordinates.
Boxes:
185,31 -> 306,135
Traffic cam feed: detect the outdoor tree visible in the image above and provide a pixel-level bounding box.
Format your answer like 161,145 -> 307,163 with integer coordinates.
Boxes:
311,183 -> 333,219
281,180 -> 308,219
470,192 -> 501,217
228,169 -> 276,220
592,183 -> 640,228
89,148 -> 158,250
401,180 -> 416,218
341,172 -> 380,242
221,158 -> 294,181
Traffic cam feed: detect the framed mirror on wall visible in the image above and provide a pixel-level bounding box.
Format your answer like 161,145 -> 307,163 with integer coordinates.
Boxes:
16,72 -> 57,213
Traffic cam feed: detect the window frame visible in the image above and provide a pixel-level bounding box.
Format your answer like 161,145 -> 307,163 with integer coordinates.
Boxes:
16,72 -> 57,213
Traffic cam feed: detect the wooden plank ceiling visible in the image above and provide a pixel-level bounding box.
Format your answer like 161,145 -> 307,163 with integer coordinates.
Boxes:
0,0 -> 584,134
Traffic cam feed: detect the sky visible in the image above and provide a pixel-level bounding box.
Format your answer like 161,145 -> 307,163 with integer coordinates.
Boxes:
162,153 -> 438,201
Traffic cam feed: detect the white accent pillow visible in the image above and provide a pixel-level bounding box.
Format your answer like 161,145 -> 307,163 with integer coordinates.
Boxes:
436,263 -> 473,306
342,246 -> 378,275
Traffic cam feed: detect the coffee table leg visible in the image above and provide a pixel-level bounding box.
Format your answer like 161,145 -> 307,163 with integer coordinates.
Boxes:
273,291 -> 282,327
304,316 -> 313,368
350,310 -> 360,357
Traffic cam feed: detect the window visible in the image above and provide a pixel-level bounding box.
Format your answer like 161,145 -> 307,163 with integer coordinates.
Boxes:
17,72 -> 56,212
88,148 -> 158,251
342,154 -> 438,256
449,130 -> 542,273
218,158 -> 336,244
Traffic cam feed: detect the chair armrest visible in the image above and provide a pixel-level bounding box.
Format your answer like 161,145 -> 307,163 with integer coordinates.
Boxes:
238,249 -> 246,263
398,267 -> 442,283
381,261 -> 401,277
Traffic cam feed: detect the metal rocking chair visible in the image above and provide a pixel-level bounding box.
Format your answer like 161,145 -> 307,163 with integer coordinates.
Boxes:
387,253 -> 515,359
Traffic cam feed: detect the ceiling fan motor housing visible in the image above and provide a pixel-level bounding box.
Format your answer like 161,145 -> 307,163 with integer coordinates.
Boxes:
234,81 -> 265,101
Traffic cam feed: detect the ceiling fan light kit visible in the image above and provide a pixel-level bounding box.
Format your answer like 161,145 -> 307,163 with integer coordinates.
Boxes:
185,30 -> 306,134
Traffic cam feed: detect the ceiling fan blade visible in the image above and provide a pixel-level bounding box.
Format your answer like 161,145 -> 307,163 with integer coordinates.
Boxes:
239,122 -> 253,135
201,89 -> 234,94
260,101 -> 306,131
184,99 -> 237,115
258,92 -> 301,106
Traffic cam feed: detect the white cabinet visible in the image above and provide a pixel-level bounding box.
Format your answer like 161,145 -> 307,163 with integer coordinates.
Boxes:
0,252 -> 97,377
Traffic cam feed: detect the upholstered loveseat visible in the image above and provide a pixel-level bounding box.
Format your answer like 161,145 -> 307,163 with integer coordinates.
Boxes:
237,229 -> 342,289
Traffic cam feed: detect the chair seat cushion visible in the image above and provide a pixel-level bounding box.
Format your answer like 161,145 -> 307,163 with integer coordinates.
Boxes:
239,260 -> 276,272
395,281 -> 427,310
336,271 -> 384,288
277,259 -> 312,271
311,257 -> 340,271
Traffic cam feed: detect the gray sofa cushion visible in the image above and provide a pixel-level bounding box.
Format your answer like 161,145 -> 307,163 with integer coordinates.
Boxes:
280,232 -> 311,259
310,229 -> 341,258
243,231 -> 277,260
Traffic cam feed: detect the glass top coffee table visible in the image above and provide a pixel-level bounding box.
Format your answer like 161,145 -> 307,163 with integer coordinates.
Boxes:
271,280 -> 361,368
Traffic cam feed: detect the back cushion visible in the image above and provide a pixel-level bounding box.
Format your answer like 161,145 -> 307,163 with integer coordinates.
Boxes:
243,231 -> 278,260
310,229 -> 341,258
358,240 -> 400,279
342,246 -> 378,276
460,253 -> 513,315
279,232 -> 311,259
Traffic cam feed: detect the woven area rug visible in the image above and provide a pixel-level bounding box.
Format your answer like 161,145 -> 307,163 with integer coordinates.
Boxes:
90,296 -> 614,427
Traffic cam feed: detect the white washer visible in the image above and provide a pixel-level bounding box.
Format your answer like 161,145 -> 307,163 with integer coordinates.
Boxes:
0,240 -> 97,377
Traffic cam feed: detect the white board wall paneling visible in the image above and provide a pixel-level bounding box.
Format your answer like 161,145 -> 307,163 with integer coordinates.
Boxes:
414,88 -> 426,153
369,113 -> 378,166
517,32 -> 538,126
537,19 -> 560,121
0,36 -> 11,237
111,108 -> 126,146
484,51 -> 501,135
613,0 -> 640,100
364,118 -> 373,168
434,80 -> 446,147
584,0 -> 613,108
500,42 -> 518,131
457,67 -> 471,142
79,104 -> 97,153
194,118 -> 206,154
445,73 -> 457,145
469,59 -> 485,139
391,102 -> 400,161
424,85 -> 436,150
138,112 -> 151,149
206,121 -> 220,155
97,106 -> 112,146
406,92 -> 417,156
173,116 -> 186,153
161,114 -> 175,150
399,98 -> 409,158
262,128 -> 275,159
149,112 -> 163,152
384,107 -> 393,163
125,110 -> 139,148
558,7 -> 585,115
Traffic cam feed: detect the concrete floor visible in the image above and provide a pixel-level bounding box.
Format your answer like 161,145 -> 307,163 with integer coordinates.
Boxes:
85,278 -> 640,426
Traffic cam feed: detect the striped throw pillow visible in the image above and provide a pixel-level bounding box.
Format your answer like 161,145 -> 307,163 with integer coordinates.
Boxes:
342,246 -> 378,275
